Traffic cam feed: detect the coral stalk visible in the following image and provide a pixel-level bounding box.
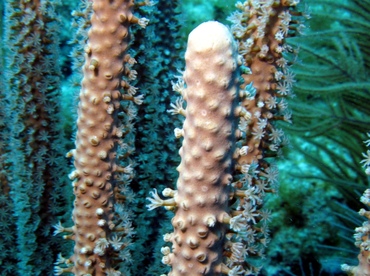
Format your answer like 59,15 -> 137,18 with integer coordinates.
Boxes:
148,21 -> 242,275
3,0 -> 71,274
54,0 -> 148,275
342,133 -> 370,276
168,21 -> 240,275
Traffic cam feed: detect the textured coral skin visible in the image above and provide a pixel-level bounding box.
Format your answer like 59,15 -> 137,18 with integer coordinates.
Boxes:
342,188 -> 370,276
70,1 -> 134,275
167,21 -> 240,276
354,247 -> 370,276
236,2 -> 292,167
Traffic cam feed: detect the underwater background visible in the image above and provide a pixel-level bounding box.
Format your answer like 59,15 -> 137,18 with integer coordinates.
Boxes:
0,0 -> 369,275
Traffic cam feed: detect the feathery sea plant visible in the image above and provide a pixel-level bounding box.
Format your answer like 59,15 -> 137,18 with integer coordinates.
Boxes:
287,0 -> 370,217
279,0 -> 370,272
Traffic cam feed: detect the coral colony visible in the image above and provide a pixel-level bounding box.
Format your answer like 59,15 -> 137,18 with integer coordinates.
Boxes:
1,0 -> 369,275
